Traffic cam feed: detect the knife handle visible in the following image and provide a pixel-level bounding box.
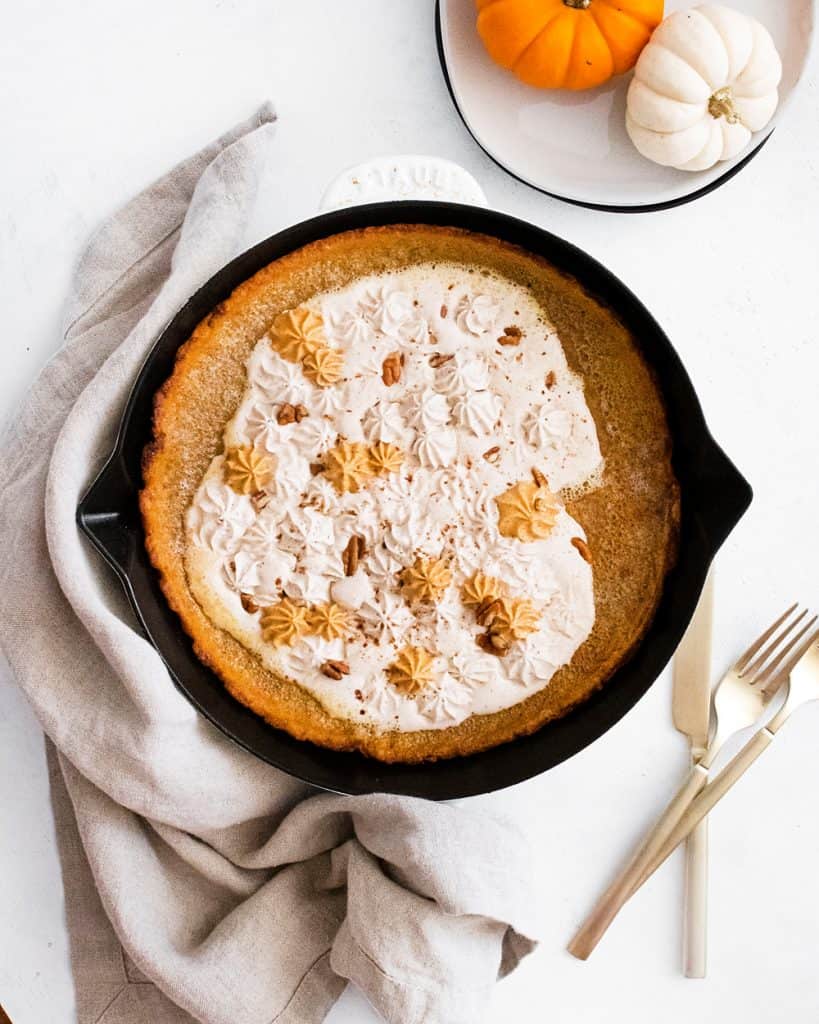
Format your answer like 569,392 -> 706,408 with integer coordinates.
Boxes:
638,727 -> 776,889
683,804 -> 708,978
568,763 -> 708,960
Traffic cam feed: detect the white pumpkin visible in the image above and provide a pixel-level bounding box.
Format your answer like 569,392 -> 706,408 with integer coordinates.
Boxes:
626,5 -> 782,172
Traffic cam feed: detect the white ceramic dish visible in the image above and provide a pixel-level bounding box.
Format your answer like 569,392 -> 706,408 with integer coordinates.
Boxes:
320,155 -> 488,210
436,0 -> 815,211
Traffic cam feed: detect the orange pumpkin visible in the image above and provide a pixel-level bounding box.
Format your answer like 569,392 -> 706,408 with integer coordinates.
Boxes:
476,0 -> 664,91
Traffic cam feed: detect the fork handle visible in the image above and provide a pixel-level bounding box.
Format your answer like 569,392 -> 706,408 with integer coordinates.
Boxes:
635,728 -> 775,890
568,763 -> 708,960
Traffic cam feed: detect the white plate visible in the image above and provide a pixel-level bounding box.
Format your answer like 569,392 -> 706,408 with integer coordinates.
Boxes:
437,0 -> 815,210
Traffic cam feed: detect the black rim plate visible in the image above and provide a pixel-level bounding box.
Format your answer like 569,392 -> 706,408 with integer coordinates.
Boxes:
433,0 -> 772,215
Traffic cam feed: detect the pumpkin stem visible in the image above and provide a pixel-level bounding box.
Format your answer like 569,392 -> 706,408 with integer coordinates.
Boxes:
563,0 -> 592,7
708,87 -> 741,125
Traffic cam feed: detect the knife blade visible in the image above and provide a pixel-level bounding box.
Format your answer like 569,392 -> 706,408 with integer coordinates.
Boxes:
673,572 -> 714,755
672,569 -> 714,979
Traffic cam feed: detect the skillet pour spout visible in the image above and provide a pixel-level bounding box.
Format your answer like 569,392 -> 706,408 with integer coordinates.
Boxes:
689,436 -> 753,560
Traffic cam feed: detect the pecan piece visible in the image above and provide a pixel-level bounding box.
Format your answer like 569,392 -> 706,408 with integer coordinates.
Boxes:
294,404 -> 309,422
381,351 -> 404,386
321,659 -> 350,680
429,352 -> 454,369
571,537 -> 593,563
545,370 -> 557,390
477,630 -> 511,656
440,304 -> 448,318
251,491 -> 270,511
277,403 -> 296,425
343,535 -> 367,576
240,593 -> 260,614
309,462 -> 324,476
488,631 -> 511,653
476,598 -> 502,626
483,445 -> 501,464
498,325 -> 523,347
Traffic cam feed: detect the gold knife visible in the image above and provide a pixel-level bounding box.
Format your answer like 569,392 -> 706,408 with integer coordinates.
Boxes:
672,569 -> 714,978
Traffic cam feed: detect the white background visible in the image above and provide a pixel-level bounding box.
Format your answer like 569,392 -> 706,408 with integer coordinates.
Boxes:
1,2 -> 818,1022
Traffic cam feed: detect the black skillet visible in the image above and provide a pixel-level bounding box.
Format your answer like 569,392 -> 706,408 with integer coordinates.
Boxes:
77,201 -> 751,799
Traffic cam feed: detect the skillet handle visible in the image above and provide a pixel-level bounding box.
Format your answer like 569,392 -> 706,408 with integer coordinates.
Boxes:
689,437 -> 752,560
76,448 -> 139,581
319,155 -> 488,211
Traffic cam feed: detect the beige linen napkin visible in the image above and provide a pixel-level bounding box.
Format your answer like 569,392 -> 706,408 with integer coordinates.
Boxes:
0,104 -> 539,1024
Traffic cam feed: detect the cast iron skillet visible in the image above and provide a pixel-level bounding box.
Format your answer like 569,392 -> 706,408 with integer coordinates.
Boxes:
77,201 -> 751,799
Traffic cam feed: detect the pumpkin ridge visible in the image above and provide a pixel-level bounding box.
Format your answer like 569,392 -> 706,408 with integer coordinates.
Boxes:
565,9 -> 614,89
638,43 -> 712,104
696,6 -> 741,58
590,2 -> 653,35
477,0 -> 565,72
627,86 -> 703,132
561,12 -> 582,88
584,5 -> 634,78
509,6 -> 568,78
584,5 -> 611,46
585,0 -> 661,77
585,3 -> 602,32
686,125 -> 719,169
661,9 -> 728,89
592,0 -> 660,29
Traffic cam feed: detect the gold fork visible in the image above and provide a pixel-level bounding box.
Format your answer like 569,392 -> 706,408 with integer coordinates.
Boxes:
632,622 -> 819,889
568,605 -> 817,960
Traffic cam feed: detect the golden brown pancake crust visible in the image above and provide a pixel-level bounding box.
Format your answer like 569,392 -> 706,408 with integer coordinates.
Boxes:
141,225 -> 679,762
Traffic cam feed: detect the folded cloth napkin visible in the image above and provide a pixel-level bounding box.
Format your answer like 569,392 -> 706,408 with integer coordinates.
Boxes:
0,104 -> 539,1024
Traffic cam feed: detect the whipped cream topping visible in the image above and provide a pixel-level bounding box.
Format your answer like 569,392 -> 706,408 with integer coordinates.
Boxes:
185,264 -> 603,731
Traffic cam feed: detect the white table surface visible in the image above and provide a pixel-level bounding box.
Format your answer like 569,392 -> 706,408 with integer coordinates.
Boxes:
1,2 -> 818,1022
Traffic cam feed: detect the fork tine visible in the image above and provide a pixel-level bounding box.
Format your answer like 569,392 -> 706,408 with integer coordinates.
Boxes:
739,607 -> 806,679
759,622 -> 819,697
752,615 -> 816,691
734,604 -> 799,674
